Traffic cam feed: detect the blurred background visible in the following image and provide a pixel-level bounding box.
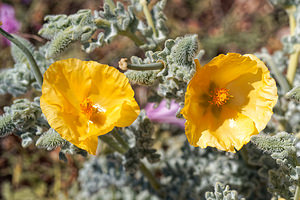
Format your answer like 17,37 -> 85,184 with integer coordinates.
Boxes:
0,0 -> 290,199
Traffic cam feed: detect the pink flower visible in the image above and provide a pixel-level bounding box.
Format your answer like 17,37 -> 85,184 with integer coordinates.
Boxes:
0,3 -> 20,46
145,100 -> 185,129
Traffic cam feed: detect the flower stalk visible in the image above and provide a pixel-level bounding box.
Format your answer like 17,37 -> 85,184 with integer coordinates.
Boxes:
94,19 -> 145,47
286,6 -> 299,85
119,30 -> 145,46
127,62 -> 164,71
99,135 -> 127,154
140,0 -> 158,37
0,27 -> 43,87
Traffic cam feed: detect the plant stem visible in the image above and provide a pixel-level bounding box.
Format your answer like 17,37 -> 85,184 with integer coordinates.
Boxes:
140,0 -> 157,37
98,135 -> 127,154
259,53 -> 291,93
119,30 -> 145,46
127,62 -> 163,71
139,162 -> 161,192
286,6 -> 299,86
0,28 -> 43,87
294,184 -> 300,200
287,50 -> 300,86
111,129 -> 129,150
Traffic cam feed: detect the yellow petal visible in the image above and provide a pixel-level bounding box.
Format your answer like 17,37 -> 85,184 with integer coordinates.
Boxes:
226,54 -> 278,131
86,61 -> 140,131
208,53 -> 259,86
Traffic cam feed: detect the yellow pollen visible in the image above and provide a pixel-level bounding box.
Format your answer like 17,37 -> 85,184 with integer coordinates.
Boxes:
80,98 -> 105,120
209,88 -> 232,107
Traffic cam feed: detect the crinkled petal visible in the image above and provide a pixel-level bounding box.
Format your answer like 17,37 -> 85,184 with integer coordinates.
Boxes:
86,61 -> 140,131
41,58 -> 140,155
208,53 -> 259,86
181,53 -> 277,153
226,54 -> 278,131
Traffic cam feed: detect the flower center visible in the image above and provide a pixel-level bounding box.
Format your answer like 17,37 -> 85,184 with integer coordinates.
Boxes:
80,98 -> 106,123
209,88 -> 232,107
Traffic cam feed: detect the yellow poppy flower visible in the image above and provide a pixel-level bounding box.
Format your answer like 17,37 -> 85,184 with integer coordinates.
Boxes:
181,53 -> 278,152
40,58 -> 140,155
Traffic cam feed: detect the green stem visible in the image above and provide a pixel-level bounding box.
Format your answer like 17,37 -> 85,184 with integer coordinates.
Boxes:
111,129 -> 129,150
259,53 -> 291,93
127,62 -> 163,71
0,28 -> 43,87
119,30 -> 145,46
139,162 -> 161,193
287,50 -> 300,86
94,18 -> 145,47
98,135 -> 127,154
286,6 -> 299,86
140,0 -> 158,37
294,184 -> 300,200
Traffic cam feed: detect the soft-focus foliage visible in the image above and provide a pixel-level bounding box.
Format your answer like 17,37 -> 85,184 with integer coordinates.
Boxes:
1,0 -> 300,199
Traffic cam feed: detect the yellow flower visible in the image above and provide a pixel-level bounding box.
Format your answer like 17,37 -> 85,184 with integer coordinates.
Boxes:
40,58 -> 140,155
181,53 -> 278,152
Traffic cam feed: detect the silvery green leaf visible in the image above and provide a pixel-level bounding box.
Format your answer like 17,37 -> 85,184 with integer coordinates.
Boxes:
286,86 -> 300,103
36,128 -> 66,151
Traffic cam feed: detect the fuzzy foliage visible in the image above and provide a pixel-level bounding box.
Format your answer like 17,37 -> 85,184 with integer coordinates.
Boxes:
251,132 -> 299,199
39,9 -> 96,58
125,70 -> 158,86
127,35 -> 200,106
0,63 -> 32,97
159,142 -> 267,200
77,155 -> 157,200
269,0 -> 300,7
124,111 -> 160,173
1,98 -> 45,147
0,36 -> 54,97
280,4 -> 300,57
84,0 -> 168,52
0,113 -> 16,137
36,128 -> 66,151
286,86 -> 300,103
205,182 -> 245,200
0,98 -> 87,160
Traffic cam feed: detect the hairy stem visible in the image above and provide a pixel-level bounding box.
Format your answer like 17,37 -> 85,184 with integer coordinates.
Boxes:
0,28 -> 43,87
119,30 -> 145,46
140,0 -> 157,37
99,135 -> 127,154
286,6 -> 299,85
127,62 -> 163,71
